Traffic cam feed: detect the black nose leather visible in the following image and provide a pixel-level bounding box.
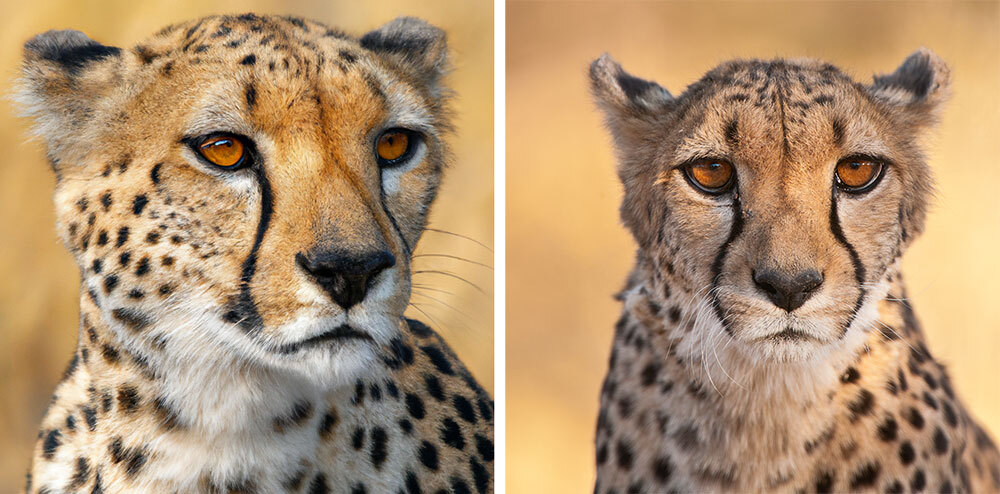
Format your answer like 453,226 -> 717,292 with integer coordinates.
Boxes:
296,250 -> 396,309
753,268 -> 824,312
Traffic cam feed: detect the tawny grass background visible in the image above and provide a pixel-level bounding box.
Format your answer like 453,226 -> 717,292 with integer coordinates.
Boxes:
508,1 -> 1000,492
0,0 -> 492,486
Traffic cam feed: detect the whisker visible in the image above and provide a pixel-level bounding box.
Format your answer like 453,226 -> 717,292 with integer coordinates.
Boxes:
411,270 -> 487,295
424,228 -> 493,253
412,253 -> 493,270
411,284 -> 457,297
410,291 -> 477,323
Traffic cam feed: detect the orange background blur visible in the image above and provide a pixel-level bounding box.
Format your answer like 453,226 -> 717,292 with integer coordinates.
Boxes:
0,0 -> 492,487
508,1 -> 1000,492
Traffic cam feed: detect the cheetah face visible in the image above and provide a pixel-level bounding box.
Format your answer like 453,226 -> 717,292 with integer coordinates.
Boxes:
18,15 -> 451,384
592,51 -> 948,361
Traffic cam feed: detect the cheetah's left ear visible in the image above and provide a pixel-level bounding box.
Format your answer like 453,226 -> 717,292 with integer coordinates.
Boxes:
869,48 -> 950,121
361,17 -> 449,92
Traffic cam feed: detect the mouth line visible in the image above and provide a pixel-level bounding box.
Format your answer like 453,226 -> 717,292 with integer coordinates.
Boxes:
274,324 -> 374,355
758,327 -> 817,343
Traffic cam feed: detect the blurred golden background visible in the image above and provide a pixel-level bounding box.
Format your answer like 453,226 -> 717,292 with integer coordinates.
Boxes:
0,0 -> 492,486
508,1 -> 1000,492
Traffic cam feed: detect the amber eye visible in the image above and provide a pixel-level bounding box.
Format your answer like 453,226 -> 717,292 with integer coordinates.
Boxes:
683,158 -> 735,194
376,129 -> 416,167
835,157 -> 884,192
197,135 -> 247,169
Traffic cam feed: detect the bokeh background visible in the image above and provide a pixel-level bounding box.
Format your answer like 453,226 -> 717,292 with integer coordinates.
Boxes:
0,0 -> 492,487
508,1 -> 1000,492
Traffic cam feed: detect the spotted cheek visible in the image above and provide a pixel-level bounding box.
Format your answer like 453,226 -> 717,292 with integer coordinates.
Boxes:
662,199 -> 732,288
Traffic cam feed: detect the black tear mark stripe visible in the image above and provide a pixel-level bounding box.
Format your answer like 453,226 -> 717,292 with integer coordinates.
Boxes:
829,187 -> 867,336
229,161 -> 273,332
709,193 -> 744,335
378,176 -> 412,256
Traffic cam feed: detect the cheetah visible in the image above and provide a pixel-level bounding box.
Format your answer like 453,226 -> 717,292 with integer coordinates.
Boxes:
589,50 -> 1000,493
15,14 -> 492,493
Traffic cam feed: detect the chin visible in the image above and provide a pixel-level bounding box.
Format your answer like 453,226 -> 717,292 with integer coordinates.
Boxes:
275,341 -> 379,390
727,310 -> 851,363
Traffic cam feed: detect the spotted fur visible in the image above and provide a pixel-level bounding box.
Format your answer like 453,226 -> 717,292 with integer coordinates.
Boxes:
16,14 -> 491,493
590,51 -> 1000,492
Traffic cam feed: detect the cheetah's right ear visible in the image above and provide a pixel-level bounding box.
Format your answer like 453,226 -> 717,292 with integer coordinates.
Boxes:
590,54 -> 674,118
590,54 -> 674,153
15,30 -> 123,169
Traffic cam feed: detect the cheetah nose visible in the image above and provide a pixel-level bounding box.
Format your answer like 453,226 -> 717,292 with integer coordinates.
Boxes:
296,249 -> 396,309
752,268 -> 824,312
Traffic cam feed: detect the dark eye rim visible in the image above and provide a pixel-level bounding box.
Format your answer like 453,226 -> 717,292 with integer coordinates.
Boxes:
834,154 -> 889,194
181,132 -> 256,171
374,128 -> 421,168
680,157 -> 736,196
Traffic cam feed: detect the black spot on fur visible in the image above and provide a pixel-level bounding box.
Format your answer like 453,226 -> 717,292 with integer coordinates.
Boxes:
115,227 -> 129,247
117,386 -> 140,413
724,119 -> 739,147
470,456 -> 489,493
239,54 -> 256,66
815,470 -> 835,493
847,389 -> 874,421
112,308 -> 151,331
877,416 -> 898,441
840,367 -> 860,384
453,395 -> 477,423
616,439 -> 634,470
418,441 -> 439,471
42,429 -> 61,459
150,163 -> 162,184
132,195 -> 148,215
422,374 -> 444,401
933,427 -> 949,454
420,345 -> 454,375
68,456 -> 90,488
135,256 -> 150,276
245,83 -> 256,109
832,119 -> 845,147
308,473 -> 329,494
103,274 -> 119,293
440,417 -> 465,450
849,462 -> 880,489
370,427 -> 388,469
475,433 -> 494,462
911,469 -> 926,491
651,456 -> 673,484
82,406 -> 97,431
319,408 -> 339,438
351,427 -> 365,450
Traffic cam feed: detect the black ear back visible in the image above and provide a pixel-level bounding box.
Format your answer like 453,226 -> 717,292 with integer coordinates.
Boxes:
590,53 -> 674,115
870,48 -> 950,106
361,17 -> 448,85
24,29 -> 121,76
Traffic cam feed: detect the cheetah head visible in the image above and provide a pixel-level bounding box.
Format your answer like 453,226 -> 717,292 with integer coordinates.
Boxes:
16,14 -> 451,385
591,51 -> 948,362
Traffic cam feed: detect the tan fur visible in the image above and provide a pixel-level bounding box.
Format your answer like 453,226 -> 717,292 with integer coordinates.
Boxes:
16,14 -> 491,493
591,51 -> 999,492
